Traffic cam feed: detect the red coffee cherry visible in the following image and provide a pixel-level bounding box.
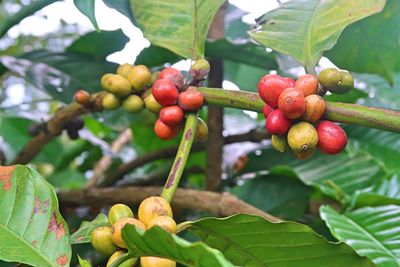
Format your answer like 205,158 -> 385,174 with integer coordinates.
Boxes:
282,77 -> 296,88
301,94 -> 325,123
159,67 -> 184,90
154,119 -> 180,140
258,74 -> 290,108
159,105 -> 184,126
278,87 -> 305,119
295,74 -> 318,96
152,79 -> 179,106
266,109 -> 293,135
316,120 -> 347,154
262,104 -> 274,118
178,87 -> 204,111
74,90 -> 90,106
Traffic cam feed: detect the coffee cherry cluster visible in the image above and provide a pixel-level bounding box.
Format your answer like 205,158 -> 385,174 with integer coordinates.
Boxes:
90,197 -> 177,267
259,70 -> 351,159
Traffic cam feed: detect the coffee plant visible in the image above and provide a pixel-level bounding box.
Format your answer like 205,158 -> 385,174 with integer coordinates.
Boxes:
0,0 -> 399,266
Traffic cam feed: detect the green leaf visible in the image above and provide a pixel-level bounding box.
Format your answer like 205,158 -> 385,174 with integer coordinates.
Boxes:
188,214 -> 374,267
103,0 -> 135,22
0,0 -> 58,38
47,169 -> 87,190
77,255 -> 92,267
230,174 -> 311,220
130,0 -> 225,59
70,214 -> 110,244
122,225 -> 234,267
67,30 -> 129,60
135,45 -> 182,68
73,0 -> 99,31
320,205 -> 400,266
224,60 -> 268,91
249,0 -> 386,68
326,0 -> 400,84
0,51 -> 117,103
0,165 -> 71,266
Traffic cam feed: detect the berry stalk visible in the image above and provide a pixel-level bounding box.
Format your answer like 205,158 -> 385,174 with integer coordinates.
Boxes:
197,87 -> 400,133
161,113 -> 198,203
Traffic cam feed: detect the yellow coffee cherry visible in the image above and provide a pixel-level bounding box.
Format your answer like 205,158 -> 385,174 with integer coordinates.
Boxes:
138,196 -> 173,226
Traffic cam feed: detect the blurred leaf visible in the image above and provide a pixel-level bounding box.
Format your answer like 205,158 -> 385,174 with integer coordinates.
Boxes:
224,60 -> 266,91
77,255 -> 92,267
0,51 -> 117,103
325,88 -> 368,103
47,169 -> 87,190
0,165 -> 71,266
189,214 -> 374,267
70,214 -> 110,244
67,30 -> 129,60
135,45 -> 182,68
326,0 -> 400,84
0,0 -> 58,38
320,205 -> 400,266
230,174 -> 311,220
249,0 -> 386,68
73,0 -> 99,31
130,0 -> 225,59
224,3 -> 249,41
103,0 -> 135,22
122,225 -> 234,267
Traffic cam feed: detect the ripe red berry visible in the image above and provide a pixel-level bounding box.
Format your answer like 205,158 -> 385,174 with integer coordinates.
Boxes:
278,87 -> 305,119
258,74 -> 292,108
266,110 -> 293,135
154,119 -> 180,140
159,67 -> 184,90
316,121 -> 347,154
262,104 -> 273,118
74,90 -> 90,106
295,74 -> 318,96
159,105 -> 184,126
178,88 -> 204,111
282,77 -> 296,88
152,79 -> 179,106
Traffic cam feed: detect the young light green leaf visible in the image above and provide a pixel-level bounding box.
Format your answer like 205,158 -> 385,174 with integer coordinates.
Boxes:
188,214 -> 374,267
249,0 -> 386,69
78,255 -> 92,267
320,205 -> 400,266
130,0 -> 225,59
73,0 -> 99,31
0,165 -> 71,267
70,213 -> 110,244
122,225 -> 234,267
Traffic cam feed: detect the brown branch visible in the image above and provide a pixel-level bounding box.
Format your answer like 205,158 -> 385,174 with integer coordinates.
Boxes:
85,128 -> 132,188
11,93 -> 104,165
57,186 -> 281,222
99,128 -> 269,186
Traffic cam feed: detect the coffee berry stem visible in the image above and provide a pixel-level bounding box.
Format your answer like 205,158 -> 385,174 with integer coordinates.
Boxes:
108,252 -> 135,267
161,113 -> 199,203
197,87 -> 400,133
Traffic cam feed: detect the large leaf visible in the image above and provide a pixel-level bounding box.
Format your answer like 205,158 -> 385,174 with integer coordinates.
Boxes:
188,214 -> 374,267
249,0 -> 386,68
70,214 -> 110,244
67,29 -> 129,60
122,225 -> 234,267
224,60 -> 268,91
230,174 -> 311,220
130,0 -> 225,59
103,0 -> 135,22
241,148 -> 389,203
0,165 -> 71,266
326,0 -> 400,84
320,205 -> 400,266
0,51 -> 117,103
73,0 -> 99,30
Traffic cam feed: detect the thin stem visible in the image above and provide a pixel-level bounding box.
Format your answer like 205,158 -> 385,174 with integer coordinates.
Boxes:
197,87 -> 400,133
161,113 -> 198,203
108,252 -> 136,267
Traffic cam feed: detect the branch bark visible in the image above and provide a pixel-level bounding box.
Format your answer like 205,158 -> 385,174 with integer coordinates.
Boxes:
58,186 -> 281,222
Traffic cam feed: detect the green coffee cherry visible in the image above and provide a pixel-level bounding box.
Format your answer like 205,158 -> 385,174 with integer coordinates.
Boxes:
318,68 -> 341,88
90,227 -> 117,256
122,95 -> 144,113
101,74 -> 131,97
271,135 -> 289,152
108,204 -> 134,225
189,59 -> 210,80
195,118 -> 208,142
102,93 -> 121,110
334,71 -> 354,94
127,65 -> 152,91
117,63 -> 135,79
144,92 -> 163,113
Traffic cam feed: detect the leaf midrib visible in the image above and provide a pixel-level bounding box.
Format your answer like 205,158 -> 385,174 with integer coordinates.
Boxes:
304,0 -> 320,66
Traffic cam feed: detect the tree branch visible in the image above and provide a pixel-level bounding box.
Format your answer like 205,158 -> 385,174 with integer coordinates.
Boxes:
57,186 -> 281,222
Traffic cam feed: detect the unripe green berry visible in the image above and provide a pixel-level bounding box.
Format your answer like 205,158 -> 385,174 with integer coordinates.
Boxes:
108,204 -> 134,225
318,68 -> 341,88
190,59 -> 210,80
117,63 -> 135,79
101,74 -> 131,97
122,95 -> 144,113
144,92 -> 163,113
271,135 -> 289,152
102,93 -> 121,110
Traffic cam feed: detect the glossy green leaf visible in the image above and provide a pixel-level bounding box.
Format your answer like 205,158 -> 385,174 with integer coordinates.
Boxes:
135,45 -> 182,67
103,0 -> 135,22
249,0 -> 386,68
122,225 -> 234,267
78,255 -> 92,267
47,169 -> 87,190
320,205 -> 400,266
230,174 -> 311,220
130,0 -> 225,59
224,60 -> 267,91
0,51 -> 117,103
0,165 -> 71,266
188,214 -> 374,267
326,0 -> 400,84
67,29 -> 129,60
70,214 -> 110,244
73,0 -> 99,31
